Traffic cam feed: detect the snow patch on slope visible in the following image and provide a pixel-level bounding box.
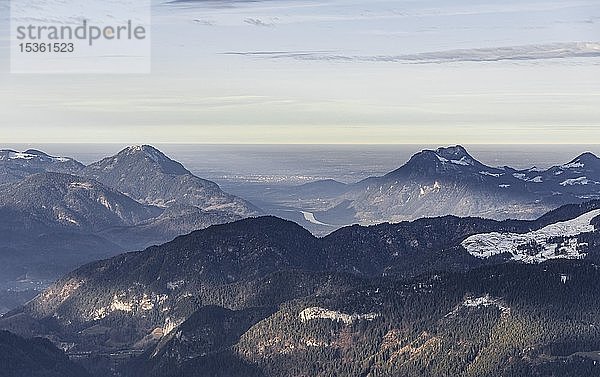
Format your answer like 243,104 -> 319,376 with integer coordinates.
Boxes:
446,294 -> 510,318
8,152 -> 36,160
562,161 -> 585,169
480,171 -> 502,177
436,155 -> 472,166
70,182 -> 93,190
560,177 -> 598,186
513,173 -> 542,183
461,209 -> 600,263
167,280 -> 185,290
299,307 -> 379,325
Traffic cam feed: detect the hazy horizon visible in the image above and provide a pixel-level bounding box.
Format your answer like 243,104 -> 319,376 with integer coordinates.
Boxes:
3,143 -> 600,186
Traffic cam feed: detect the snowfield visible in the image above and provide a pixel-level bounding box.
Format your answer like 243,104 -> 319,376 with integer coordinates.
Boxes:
461,209 -> 600,263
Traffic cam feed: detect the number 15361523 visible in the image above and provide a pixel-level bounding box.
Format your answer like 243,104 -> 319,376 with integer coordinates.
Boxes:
18,43 -> 75,53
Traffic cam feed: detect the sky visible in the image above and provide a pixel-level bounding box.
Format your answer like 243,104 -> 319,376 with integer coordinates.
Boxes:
0,0 -> 599,144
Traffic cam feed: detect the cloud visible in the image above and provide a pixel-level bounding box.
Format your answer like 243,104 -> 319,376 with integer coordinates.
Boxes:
193,19 -> 216,26
224,50 -> 334,58
167,0 -> 275,9
169,0 -> 269,2
243,17 -> 275,27
226,42 -> 600,64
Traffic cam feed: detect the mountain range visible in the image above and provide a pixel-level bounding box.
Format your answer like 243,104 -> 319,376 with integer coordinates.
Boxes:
0,145 -> 259,314
275,146 -> 600,228
3,144 -> 600,313
3,144 -> 600,376
2,200 -> 600,376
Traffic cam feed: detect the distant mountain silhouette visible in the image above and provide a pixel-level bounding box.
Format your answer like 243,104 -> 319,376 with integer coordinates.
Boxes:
291,146 -> 600,225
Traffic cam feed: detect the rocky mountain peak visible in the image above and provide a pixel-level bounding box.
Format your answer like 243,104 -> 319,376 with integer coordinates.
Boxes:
123,145 -> 160,155
82,145 -> 258,215
565,152 -> 600,168
412,145 -> 479,168
103,145 -> 190,176
435,145 -> 474,162
385,145 -> 484,179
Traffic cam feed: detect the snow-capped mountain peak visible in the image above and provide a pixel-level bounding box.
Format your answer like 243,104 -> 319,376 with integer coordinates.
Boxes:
414,145 -> 482,169
0,149 -> 76,164
105,145 -> 190,176
562,152 -> 600,169
83,145 -> 259,215
435,145 -> 476,164
124,144 -> 161,156
0,149 -> 85,185
123,144 -> 169,160
385,145 -> 488,179
23,149 -> 70,162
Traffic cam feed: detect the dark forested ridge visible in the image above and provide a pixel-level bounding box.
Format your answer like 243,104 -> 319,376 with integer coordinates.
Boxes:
3,200 -> 600,376
125,261 -> 600,377
0,330 -> 90,377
